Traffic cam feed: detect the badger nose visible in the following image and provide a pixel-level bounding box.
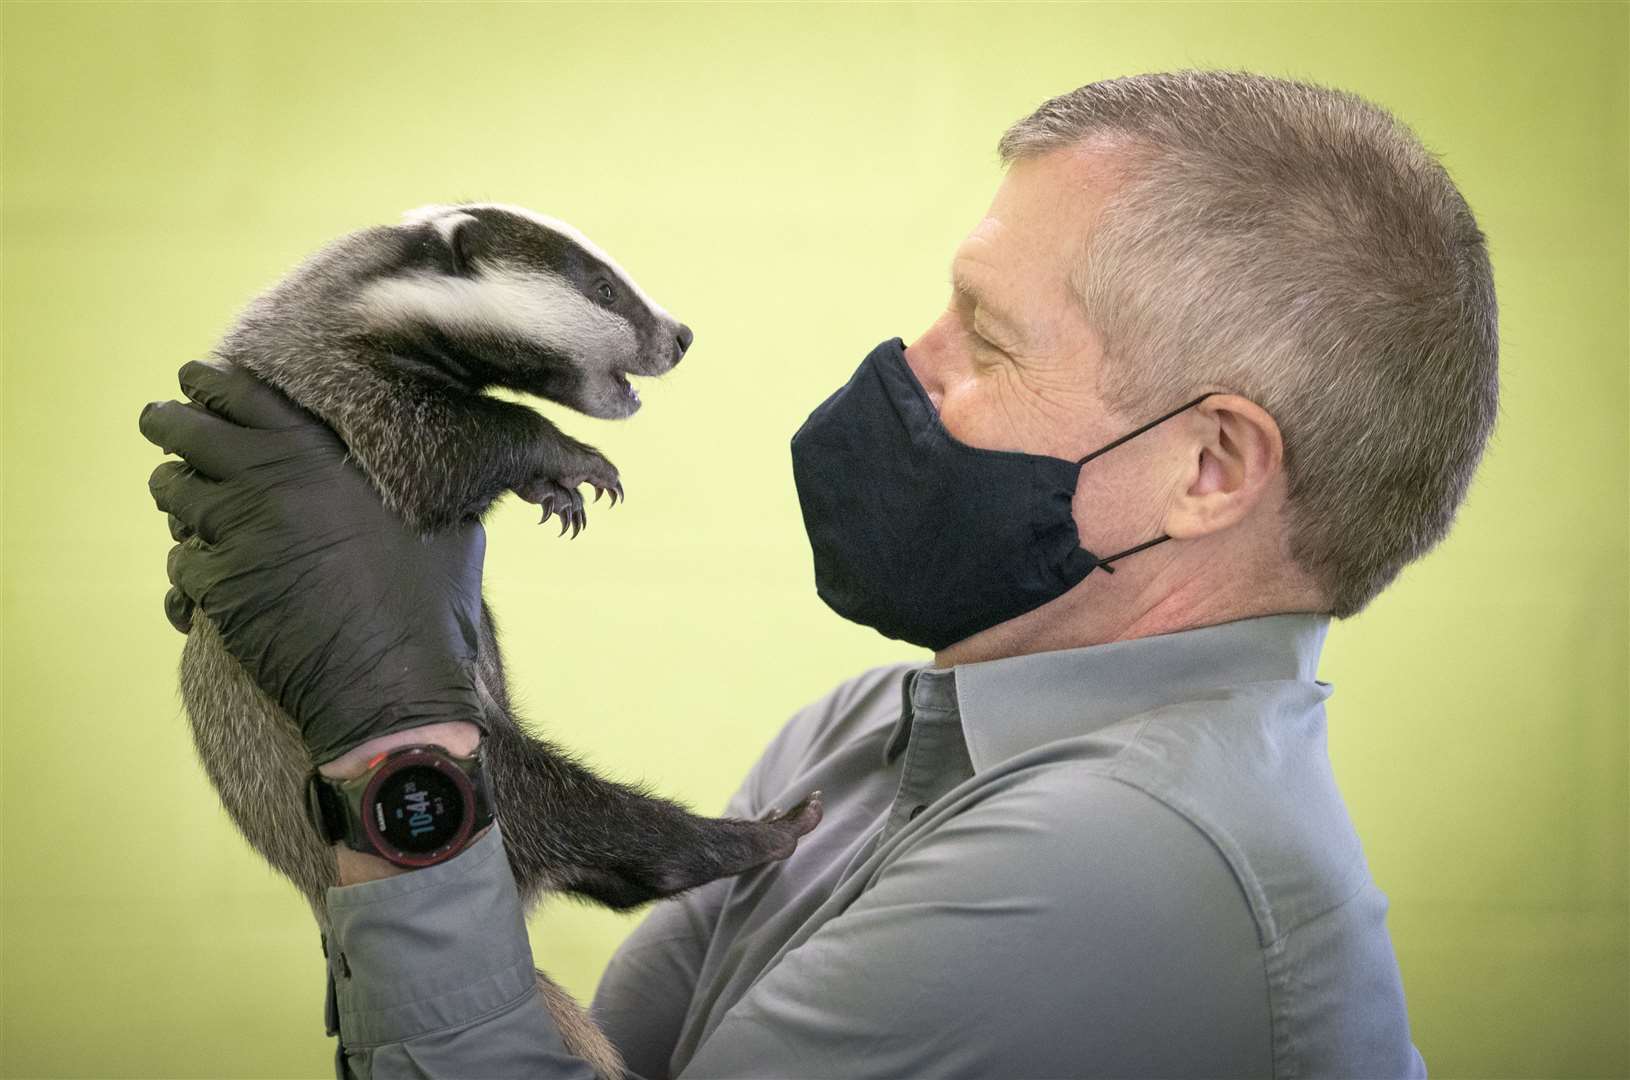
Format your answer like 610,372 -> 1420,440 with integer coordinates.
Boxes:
674,323 -> 694,363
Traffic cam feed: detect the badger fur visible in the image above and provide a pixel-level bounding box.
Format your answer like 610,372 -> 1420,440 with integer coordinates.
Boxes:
177,202 -> 823,1079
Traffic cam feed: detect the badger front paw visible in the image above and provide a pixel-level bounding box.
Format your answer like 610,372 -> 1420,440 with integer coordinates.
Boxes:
518,478 -> 586,537
513,448 -> 624,539
558,449 -> 624,509
646,789 -> 826,896
752,790 -> 826,860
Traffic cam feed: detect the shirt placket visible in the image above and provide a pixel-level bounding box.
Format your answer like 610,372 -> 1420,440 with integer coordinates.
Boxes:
882,707 -> 972,839
834,670 -> 975,888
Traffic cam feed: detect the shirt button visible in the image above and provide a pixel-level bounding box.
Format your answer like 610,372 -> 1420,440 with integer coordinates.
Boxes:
908,803 -> 927,821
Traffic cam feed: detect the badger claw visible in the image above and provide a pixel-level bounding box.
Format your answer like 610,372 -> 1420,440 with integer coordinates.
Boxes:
517,450 -> 616,534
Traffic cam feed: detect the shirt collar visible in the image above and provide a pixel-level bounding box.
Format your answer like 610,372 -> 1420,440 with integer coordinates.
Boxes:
883,612 -> 1331,773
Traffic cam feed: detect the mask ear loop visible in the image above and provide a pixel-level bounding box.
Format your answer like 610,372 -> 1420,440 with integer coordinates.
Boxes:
1074,392 -> 1219,574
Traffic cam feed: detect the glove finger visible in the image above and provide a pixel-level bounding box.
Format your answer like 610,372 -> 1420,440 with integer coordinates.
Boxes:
168,538 -> 230,629
164,540 -> 211,601
168,512 -> 193,542
177,359 -> 316,430
139,399 -> 277,482
148,460 -> 230,545
164,584 -> 195,634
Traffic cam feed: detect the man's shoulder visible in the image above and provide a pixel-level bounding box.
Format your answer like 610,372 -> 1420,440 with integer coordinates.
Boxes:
950,680 -> 1375,945
1086,693 -> 1375,944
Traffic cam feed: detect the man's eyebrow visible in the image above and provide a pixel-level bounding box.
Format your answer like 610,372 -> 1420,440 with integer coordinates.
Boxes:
949,261 -> 1022,334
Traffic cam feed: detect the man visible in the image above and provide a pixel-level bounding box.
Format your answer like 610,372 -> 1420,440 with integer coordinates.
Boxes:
142,69 -> 1497,1078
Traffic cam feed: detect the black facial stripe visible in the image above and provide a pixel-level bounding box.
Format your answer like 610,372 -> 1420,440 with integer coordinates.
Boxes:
459,205 -> 662,340
568,257 -> 661,339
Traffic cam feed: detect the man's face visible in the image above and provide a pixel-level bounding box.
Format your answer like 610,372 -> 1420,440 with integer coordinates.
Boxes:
903,144 -> 1129,462
898,143 -> 1309,653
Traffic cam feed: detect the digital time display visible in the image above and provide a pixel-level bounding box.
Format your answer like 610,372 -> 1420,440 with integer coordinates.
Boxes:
373,765 -> 467,854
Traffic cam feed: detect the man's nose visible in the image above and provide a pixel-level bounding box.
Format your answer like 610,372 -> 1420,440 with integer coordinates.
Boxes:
902,338 -> 945,412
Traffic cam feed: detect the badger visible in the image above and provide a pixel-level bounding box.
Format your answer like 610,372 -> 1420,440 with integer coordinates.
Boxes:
175,202 -> 823,1078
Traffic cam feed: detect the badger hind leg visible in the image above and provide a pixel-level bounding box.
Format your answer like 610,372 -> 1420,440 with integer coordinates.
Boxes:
179,612 -> 339,920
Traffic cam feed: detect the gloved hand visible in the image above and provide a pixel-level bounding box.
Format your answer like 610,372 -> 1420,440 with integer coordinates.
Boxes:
139,360 -> 488,766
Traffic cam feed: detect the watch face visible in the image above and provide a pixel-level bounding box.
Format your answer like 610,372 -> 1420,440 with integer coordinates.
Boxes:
361,752 -> 476,865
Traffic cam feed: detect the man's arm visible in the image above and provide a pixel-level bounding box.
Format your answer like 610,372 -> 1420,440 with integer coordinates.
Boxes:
588,671 -> 877,1079
324,818 -> 601,1080
321,754 -> 743,1080
680,769 -> 1274,1078
585,869 -> 733,1079
322,697 -> 800,1080
313,720 -> 593,1078
585,775 -> 766,1079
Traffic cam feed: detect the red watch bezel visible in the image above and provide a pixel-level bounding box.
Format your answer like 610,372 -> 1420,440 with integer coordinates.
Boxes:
357,746 -> 479,868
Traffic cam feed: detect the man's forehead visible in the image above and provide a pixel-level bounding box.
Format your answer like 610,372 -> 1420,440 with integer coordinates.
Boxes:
992,146 -> 1125,243
953,145 -> 1131,300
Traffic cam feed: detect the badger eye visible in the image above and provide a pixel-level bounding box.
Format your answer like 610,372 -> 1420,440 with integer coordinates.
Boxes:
596,281 -> 615,304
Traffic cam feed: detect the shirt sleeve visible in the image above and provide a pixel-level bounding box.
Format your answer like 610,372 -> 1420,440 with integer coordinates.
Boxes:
322,821 -> 601,1080
586,718 -> 800,1080
678,769 -> 1276,1079
587,872 -> 732,1079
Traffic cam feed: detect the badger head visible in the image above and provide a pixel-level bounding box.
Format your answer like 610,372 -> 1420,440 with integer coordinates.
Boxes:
351,202 -> 692,419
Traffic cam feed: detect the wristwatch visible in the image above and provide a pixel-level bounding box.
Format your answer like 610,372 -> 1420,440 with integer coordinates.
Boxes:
305,742 -> 496,869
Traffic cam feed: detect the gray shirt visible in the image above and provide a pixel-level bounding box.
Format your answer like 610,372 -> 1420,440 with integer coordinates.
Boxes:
323,612 -> 1427,1078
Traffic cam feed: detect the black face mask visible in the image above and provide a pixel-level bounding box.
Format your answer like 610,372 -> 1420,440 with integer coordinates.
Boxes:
790,337 -> 1212,651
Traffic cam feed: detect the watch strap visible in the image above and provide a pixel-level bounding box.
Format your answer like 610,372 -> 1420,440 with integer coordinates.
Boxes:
307,772 -> 348,846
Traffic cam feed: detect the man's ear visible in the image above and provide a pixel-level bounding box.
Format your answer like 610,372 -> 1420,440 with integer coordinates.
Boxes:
1163,394 -> 1284,540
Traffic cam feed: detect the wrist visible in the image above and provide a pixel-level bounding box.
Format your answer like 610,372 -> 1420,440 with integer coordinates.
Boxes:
319,721 -> 485,885
318,720 -> 483,780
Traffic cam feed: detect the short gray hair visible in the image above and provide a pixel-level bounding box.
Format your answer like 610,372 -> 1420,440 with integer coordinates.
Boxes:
999,70 -> 1499,618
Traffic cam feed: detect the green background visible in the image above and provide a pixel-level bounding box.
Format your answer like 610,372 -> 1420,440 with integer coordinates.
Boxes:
3,2 -> 1626,1077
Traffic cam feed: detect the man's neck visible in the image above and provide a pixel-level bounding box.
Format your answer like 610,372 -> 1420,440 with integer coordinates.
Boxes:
933,574 -> 1320,669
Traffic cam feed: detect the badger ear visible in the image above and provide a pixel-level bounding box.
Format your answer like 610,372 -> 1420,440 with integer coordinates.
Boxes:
435,212 -> 479,276
401,205 -> 480,276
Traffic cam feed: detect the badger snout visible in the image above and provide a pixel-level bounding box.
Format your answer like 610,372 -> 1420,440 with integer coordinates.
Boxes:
596,321 -> 692,418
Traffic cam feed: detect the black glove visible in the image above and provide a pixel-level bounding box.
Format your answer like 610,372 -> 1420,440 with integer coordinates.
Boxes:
139,360 -> 487,766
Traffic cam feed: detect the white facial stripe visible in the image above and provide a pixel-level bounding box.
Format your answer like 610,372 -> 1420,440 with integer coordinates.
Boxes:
352,265 -> 638,362
401,202 -> 674,325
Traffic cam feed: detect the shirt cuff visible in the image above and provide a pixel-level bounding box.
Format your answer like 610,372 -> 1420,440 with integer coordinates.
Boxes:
324,820 -> 538,1048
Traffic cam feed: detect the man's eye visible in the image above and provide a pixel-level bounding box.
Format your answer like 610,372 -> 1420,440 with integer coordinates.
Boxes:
968,323 -> 1004,354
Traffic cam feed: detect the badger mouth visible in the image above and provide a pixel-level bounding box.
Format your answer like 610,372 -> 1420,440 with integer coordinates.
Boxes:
611,369 -> 641,407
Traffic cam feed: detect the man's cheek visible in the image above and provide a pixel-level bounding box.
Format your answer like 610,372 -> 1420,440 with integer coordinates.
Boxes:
935,389 -> 990,448
945,371 -> 1051,455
